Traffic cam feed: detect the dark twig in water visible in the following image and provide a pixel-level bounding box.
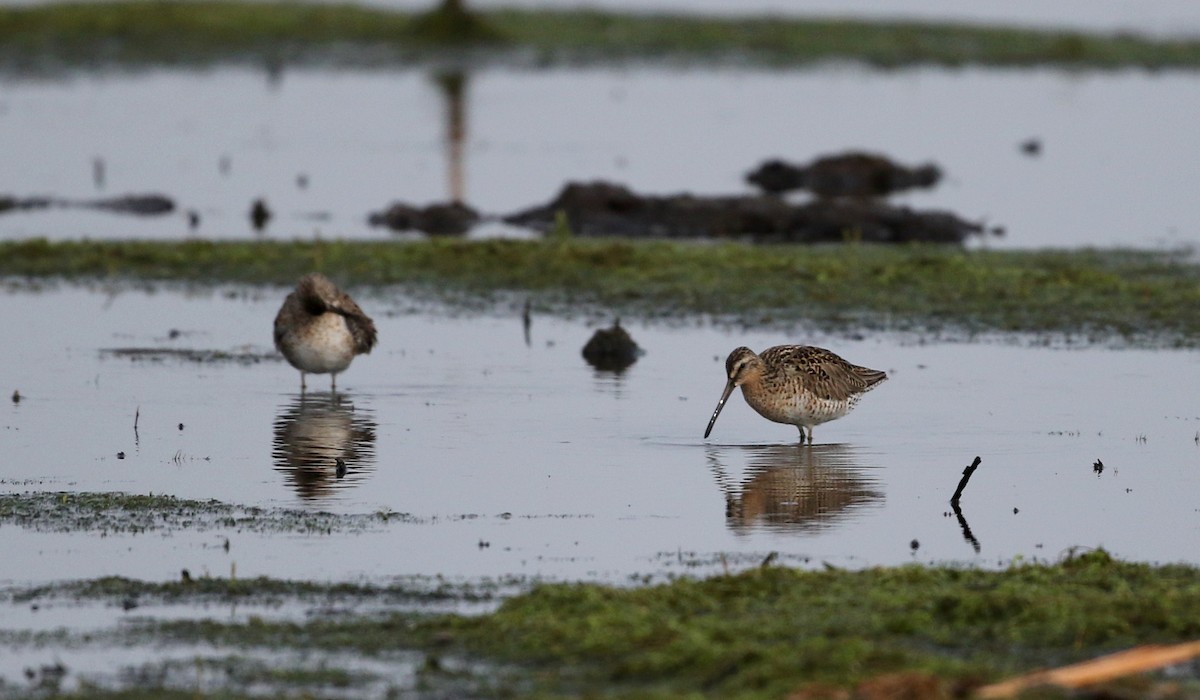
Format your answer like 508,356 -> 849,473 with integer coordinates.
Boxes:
1093,459 -> 1104,475
949,456 -> 982,553
134,406 -> 140,446
950,456 -> 981,508
522,299 -> 532,347
953,505 -> 981,553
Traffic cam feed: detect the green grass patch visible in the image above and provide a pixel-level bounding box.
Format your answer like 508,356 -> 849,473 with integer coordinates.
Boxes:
7,550 -> 1200,697
2,1 -> 1200,70
4,238 -> 1200,345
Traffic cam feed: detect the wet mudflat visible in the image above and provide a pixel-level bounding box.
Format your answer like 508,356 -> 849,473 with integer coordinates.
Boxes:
2,283 -> 1200,695
2,283 -> 1199,585
3,65 -> 1200,249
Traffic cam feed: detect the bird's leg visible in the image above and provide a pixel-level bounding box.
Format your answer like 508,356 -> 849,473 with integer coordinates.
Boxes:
331,373 -> 338,393
300,372 -> 307,393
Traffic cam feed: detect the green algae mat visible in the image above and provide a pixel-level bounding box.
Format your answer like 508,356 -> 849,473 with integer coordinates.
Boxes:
4,239 -> 1200,345
3,547 -> 1200,697
3,1 -> 1200,70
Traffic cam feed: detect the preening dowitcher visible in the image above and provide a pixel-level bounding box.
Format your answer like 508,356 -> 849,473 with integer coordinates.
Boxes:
704,345 -> 886,443
274,273 -> 377,391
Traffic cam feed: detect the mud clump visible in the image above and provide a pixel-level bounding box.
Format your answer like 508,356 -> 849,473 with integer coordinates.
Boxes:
506,181 -> 982,243
582,320 -> 642,371
746,152 -> 942,198
368,200 -> 480,236
87,193 -> 175,215
0,193 -> 175,216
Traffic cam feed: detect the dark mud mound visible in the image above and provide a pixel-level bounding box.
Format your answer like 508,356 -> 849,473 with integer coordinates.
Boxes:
582,320 -> 642,372
746,152 -> 942,198
86,193 -> 175,215
505,181 -> 982,243
0,193 -> 175,216
368,200 -> 480,235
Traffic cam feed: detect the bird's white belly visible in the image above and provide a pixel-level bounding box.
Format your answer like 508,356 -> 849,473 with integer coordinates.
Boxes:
744,390 -> 852,428
281,315 -> 356,374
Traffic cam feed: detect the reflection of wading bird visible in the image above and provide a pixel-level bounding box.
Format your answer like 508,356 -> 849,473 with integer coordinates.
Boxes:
708,444 -> 883,533
272,394 -> 377,501
274,273 -> 378,391
705,345 -> 886,444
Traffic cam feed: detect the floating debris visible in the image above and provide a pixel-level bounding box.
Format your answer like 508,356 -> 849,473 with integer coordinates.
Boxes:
1019,138 -> 1043,157
1093,458 -> 1104,475
10,389 -> 19,404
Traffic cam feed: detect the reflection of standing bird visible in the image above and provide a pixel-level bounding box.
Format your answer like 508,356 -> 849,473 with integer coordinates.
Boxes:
709,444 -> 884,534
274,273 -> 377,392
705,345 -> 886,444
272,393 -> 377,501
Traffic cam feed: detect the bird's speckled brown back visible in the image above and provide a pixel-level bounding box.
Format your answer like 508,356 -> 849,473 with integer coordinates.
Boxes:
757,345 -> 886,404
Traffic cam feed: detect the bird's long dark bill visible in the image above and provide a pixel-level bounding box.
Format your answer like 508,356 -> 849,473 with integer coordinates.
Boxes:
704,380 -> 736,438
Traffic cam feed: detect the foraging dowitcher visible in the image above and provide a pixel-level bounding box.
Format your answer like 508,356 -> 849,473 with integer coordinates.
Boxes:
274,273 -> 377,391
704,345 -> 886,443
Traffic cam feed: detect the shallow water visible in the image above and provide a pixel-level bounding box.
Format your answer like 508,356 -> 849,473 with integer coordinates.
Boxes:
2,284 -> 1199,589
2,66 -> 1199,249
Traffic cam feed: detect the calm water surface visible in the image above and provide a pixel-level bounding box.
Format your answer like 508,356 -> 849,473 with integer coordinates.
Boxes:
2,284 -> 1198,587
2,66 -> 1198,249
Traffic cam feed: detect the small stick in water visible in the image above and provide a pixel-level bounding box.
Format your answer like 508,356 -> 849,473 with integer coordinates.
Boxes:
950,456 -> 982,508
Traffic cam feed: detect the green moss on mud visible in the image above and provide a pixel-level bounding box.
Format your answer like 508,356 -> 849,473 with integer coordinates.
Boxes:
4,238 -> 1200,345
425,550 -> 1200,695
2,2 -> 1200,70
9,550 -> 1200,698
0,490 -> 412,535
